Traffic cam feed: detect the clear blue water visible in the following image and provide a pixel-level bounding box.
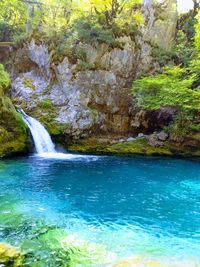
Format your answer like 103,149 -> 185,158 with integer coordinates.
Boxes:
0,155 -> 200,265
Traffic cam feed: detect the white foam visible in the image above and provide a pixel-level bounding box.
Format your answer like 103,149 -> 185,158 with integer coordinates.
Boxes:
19,109 -> 99,161
37,152 -> 98,160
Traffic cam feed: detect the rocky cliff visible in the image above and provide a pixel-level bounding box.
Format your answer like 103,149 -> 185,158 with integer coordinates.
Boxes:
2,0 -> 182,156
0,72 -> 30,157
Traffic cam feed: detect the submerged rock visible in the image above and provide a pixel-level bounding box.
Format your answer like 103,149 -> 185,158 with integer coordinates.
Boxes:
113,256 -> 163,267
113,256 -> 200,267
0,243 -> 24,266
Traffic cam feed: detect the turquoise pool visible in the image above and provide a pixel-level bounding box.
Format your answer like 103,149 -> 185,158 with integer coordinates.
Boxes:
0,155 -> 199,266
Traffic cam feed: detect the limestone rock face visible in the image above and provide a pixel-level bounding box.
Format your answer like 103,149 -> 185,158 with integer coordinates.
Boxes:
142,0 -> 178,50
28,39 -> 51,78
12,38 -> 138,138
11,1 -> 178,141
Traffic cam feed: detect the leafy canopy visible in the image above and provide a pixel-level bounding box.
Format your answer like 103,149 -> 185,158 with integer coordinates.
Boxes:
0,0 -> 143,42
132,65 -> 200,111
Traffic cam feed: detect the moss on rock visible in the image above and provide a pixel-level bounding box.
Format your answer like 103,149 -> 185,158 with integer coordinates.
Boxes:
0,65 -> 30,157
67,137 -> 173,156
0,243 -> 24,267
67,134 -> 200,157
22,78 -> 36,90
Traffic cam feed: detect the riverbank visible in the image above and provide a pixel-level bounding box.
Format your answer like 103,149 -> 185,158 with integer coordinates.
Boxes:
66,135 -> 200,157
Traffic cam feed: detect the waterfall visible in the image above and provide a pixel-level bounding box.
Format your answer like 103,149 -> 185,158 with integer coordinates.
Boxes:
19,109 -> 95,160
19,109 -> 56,154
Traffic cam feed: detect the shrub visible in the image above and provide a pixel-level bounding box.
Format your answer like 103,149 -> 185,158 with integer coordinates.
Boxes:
75,60 -> 94,71
74,18 -> 114,45
132,65 -> 200,111
151,46 -> 175,66
0,21 -> 13,42
165,112 -> 193,141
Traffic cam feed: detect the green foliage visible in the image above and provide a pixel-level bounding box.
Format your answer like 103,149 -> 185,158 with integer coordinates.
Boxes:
165,112 -> 192,141
0,20 -> 13,42
194,11 -> 200,55
0,0 -> 27,42
0,0 -> 143,48
68,137 -> 173,156
75,46 -> 87,61
0,68 -> 28,157
151,46 -> 175,66
152,30 -> 194,67
0,64 -> 10,93
74,18 -> 114,45
38,99 -> 53,109
76,60 -> 95,71
172,30 -> 194,65
132,65 -> 200,111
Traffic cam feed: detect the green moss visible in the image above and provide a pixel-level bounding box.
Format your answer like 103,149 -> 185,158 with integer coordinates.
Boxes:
0,193 -> 115,267
34,101 -> 71,136
0,243 -> 24,267
37,99 -> 53,109
23,78 -> 36,90
22,227 -> 115,267
0,66 -> 30,157
107,139 -> 173,156
39,113 -> 65,136
67,137 -> 173,156
0,94 -> 29,157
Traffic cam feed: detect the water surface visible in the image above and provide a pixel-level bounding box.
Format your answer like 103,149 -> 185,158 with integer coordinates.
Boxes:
0,155 -> 200,265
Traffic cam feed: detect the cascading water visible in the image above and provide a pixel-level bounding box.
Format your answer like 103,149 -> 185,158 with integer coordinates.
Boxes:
19,109 -> 55,154
19,109 -> 92,159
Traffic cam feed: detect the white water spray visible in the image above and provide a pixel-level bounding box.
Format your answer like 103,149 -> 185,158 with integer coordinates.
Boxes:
19,109 -> 56,154
19,109 -> 95,160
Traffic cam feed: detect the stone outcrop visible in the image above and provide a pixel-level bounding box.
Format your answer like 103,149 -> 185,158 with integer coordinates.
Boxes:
11,37 -> 142,139
0,82 -> 30,157
10,0 -> 178,146
142,0 -> 178,50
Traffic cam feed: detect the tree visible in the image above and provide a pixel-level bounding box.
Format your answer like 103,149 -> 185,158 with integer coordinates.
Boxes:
192,0 -> 200,13
90,0 -> 140,26
195,10 -> 200,54
132,66 -> 200,111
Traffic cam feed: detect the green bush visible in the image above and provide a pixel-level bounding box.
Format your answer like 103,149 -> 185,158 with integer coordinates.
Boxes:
132,65 -> 200,111
172,30 -> 194,66
75,46 -> 87,61
151,46 -> 175,66
0,21 -> 13,41
74,18 -> 114,45
165,112 -> 193,141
